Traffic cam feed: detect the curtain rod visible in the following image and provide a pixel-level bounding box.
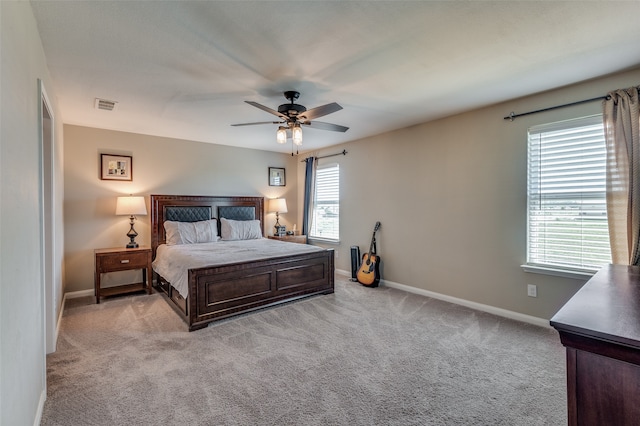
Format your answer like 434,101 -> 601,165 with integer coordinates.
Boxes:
301,149 -> 348,162
503,95 -> 611,121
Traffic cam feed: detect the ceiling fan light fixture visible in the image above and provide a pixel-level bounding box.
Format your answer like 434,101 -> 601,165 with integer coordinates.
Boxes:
276,126 -> 287,144
233,91 -> 348,147
292,124 -> 303,146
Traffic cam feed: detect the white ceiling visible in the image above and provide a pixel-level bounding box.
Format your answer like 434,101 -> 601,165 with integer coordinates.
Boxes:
30,1 -> 640,154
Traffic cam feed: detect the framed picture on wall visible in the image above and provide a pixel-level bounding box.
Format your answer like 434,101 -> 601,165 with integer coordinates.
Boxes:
269,167 -> 286,186
101,154 -> 132,181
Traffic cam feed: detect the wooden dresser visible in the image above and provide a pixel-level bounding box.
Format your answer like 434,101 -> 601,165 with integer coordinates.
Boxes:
550,264 -> 640,425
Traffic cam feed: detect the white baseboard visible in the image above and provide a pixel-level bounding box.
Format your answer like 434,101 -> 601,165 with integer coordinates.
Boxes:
337,269 -> 548,328
33,388 -> 46,426
380,278 -> 550,329
63,273 -> 549,328
64,289 -> 94,299
53,293 -> 66,351
49,290 -> 92,355
336,268 -> 350,277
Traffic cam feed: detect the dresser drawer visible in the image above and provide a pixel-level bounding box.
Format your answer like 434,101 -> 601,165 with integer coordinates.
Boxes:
98,251 -> 149,272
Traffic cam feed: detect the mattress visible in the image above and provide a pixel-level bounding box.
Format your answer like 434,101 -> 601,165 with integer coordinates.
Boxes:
152,238 -> 324,298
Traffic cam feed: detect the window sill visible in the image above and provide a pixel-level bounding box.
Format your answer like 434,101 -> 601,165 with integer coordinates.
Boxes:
521,264 -> 596,280
308,236 -> 340,245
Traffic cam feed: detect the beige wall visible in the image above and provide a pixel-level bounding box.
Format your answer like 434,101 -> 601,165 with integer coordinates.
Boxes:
65,69 -> 639,321
63,126 -> 298,293
1,2 -> 65,424
306,67 -> 640,320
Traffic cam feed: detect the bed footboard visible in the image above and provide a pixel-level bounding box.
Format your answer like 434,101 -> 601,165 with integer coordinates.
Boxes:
160,249 -> 334,331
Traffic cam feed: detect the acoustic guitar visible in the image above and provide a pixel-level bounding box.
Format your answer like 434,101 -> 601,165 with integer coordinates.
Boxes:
357,222 -> 381,287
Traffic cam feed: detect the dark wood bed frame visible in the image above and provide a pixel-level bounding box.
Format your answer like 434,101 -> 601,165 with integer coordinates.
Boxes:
150,194 -> 335,331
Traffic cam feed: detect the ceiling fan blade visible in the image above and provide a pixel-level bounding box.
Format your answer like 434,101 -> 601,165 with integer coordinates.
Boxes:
302,121 -> 349,132
297,102 -> 343,121
231,121 -> 281,127
245,101 -> 288,119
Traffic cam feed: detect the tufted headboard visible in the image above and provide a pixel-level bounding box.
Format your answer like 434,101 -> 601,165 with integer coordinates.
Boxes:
150,195 -> 265,259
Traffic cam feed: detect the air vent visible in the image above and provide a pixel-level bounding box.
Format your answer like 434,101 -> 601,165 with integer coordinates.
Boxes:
94,98 -> 117,111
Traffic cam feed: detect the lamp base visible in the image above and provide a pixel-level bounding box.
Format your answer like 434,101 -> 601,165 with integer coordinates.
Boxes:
125,215 -> 139,249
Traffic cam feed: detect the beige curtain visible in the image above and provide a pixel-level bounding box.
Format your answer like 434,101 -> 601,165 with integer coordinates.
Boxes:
604,87 -> 640,265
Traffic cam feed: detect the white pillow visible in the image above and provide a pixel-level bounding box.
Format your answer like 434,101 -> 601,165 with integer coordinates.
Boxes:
220,218 -> 263,241
164,219 -> 219,245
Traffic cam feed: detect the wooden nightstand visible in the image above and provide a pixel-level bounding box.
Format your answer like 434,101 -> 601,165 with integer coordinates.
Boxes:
268,234 -> 307,244
94,246 -> 152,304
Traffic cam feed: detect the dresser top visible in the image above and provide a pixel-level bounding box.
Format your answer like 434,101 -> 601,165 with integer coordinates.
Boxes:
550,264 -> 640,348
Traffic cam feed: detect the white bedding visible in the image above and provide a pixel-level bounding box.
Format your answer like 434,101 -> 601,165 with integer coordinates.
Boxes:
152,238 -> 324,298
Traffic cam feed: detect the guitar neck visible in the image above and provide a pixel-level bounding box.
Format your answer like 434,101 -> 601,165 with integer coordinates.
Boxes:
367,234 -> 376,256
365,222 -> 381,257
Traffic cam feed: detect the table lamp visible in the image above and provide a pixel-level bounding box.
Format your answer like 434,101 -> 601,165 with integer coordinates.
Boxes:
267,198 -> 288,236
115,195 -> 147,248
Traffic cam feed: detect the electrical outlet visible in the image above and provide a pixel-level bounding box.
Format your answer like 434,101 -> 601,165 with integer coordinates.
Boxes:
527,284 -> 537,298
335,250 -> 339,259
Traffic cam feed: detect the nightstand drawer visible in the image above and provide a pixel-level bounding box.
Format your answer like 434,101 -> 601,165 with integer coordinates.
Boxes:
98,251 -> 149,272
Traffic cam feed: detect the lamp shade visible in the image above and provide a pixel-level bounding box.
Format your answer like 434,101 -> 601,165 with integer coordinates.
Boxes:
116,196 -> 147,216
267,198 -> 288,214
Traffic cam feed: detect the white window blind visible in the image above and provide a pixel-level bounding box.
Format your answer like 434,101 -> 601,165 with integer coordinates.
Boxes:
527,115 -> 611,273
310,164 -> 339,241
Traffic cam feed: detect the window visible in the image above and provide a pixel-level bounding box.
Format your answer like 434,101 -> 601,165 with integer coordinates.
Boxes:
310,163 -> 339,241
526,115 -> 611,274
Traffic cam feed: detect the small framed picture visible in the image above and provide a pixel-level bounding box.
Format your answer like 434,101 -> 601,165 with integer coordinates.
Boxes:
269,167 -> 286,186
101,154 -> 132,181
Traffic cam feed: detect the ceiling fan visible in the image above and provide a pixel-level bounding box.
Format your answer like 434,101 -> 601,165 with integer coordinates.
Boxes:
231,91 -> 348,147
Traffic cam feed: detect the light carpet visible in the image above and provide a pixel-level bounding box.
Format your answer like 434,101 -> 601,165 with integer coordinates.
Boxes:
41,274 -> 566,425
